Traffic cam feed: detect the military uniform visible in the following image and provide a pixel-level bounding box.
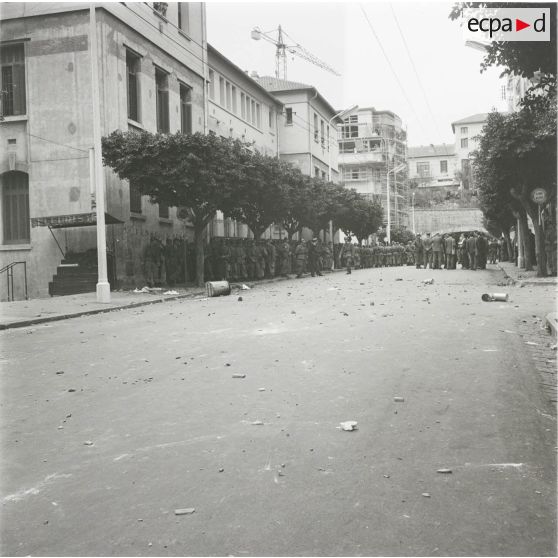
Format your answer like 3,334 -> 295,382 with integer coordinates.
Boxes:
339,239 -> 355,274
295,240 -> 308,277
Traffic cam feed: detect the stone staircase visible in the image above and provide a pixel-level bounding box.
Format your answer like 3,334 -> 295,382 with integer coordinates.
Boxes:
48,260 -> 98,296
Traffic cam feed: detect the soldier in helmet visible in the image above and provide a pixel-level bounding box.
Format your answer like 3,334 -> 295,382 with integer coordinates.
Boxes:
339,236 -> 355,274
295,238 -> 308,278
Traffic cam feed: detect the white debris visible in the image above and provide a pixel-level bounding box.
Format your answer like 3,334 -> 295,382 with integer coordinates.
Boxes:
174,508 -> 195,515
339,421 -> 358,431
163,290 -> 179,295
241,284 -> 251,290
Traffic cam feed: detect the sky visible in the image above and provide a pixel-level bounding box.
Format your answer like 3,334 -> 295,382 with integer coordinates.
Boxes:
205,1 -> 507,147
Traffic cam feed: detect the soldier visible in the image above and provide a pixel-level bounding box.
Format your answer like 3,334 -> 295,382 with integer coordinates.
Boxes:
466,232 -> 477,270
405,242 -> 414,266
460,234 -> 469,269
307,237 -> 323,277
444,233 -> 456,270
254,240 -> 266,280
488,238 -> 498,264
431,233 -> 443,269
245,240 -> 256,280
322,242 -> 333,272
354,244 -> 361,270
339,236 -> 355,274
278,239 -> 291,277
423,233 -> 433,269
265,239 -> 277,278
295,239 -> 308,278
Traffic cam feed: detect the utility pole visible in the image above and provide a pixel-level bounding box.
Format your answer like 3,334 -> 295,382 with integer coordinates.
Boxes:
90,4 -> 110,303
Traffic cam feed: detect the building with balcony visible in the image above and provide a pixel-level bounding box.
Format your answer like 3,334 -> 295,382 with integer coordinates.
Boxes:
0,2 -> 207,298
407,144 -> 456,189
254,76 -> 342,182
337,107 -> 409,229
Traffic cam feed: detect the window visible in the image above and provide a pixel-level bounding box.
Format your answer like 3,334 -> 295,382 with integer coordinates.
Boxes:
351,169 -> 360,179
341,124 -> 358,139
314,166 -> 320,177
417,162 -> 430,178
225,82 -> 231,110
269,109 -> 274,129
130,182 -> 142,214
219,76 -> 225,106
321,171 -> 326,180
460,126 -> 468,135
314,113 -> 319,142
240,92 -> 245,119
440,160 -> 448,173
155,67 -> 169,133
246,96 -> 251,122
180,83 -> 192,134
340,141 -> 355,154
126,50 -> 141,122
177,3 -> 189,33
320,119 -> 325,147
208,70 -> 215,100
2,171 -> 30,244
326,125 -> 330,150
231,86 -> 237,113
1,44 -> 26,117
461,138 -> 468,148
255,103 -> 261,128
159,202 -> 169,219
285,107 -> 293,125
251,99 -> 256,125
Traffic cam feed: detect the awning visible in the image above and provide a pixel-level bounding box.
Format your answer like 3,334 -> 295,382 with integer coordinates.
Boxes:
31,212 -> 124,229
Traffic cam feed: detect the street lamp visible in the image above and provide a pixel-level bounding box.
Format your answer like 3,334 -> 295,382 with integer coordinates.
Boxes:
386,161 -> 406,244
411,192 -> 416,234
327,104 -> 358,263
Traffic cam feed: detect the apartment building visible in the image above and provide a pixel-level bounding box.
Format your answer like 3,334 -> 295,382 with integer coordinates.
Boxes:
0,2 -> 206,298
407,144 -> 457,188
451,113 -> 488,190
254,76 -> 342,182
206,45 -> 283,239
337,107 -> 409,228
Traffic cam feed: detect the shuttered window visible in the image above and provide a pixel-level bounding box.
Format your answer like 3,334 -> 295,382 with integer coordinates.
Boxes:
155,68 -> 169,133
2,171 -> 30,244
126,50 -> 141,122
1,44 -> 26,117
180,83 -> 192,134
158,202 -> 169,219
129,182 -> 142,214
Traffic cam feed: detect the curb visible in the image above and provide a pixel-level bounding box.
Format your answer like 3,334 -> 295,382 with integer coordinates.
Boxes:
497,264 -> 558,287
545,313 -> 558,337
0,291 -> 204,331
497,264 -> 517,285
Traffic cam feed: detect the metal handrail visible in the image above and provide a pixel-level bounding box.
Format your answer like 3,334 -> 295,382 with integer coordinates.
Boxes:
0,261 -> 28,301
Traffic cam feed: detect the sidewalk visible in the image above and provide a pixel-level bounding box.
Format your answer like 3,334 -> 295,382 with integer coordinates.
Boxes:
498,261 -> 558,287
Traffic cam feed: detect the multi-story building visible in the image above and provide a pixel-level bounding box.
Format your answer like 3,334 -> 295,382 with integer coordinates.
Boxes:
206,46 -> 283,239
0,2 -> 207,298
451,112 -> 488,190
337,107 -> 409,229
254,76 -> 342,182
407,144 -> 457,189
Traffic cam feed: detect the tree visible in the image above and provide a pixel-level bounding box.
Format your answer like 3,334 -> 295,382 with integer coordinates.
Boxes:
473,110 -> 556,276
390,227 -> 415,245
102,130 -> 247,286
334,189 -> 384,244
226,151 -> 291,239
280,171 -> 315,240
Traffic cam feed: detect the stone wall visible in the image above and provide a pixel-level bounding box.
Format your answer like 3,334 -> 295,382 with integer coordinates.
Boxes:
413,208 -> 486,234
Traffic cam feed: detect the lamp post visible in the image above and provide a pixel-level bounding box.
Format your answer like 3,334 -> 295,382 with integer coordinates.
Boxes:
386,162 -> 406,244
328,104 -> 358,264
89,4 -> 110,303
412,192 -> 416,234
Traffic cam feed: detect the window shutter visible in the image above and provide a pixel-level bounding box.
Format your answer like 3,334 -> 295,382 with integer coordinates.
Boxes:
162,90 -> 169,132
12,62 -> 26,116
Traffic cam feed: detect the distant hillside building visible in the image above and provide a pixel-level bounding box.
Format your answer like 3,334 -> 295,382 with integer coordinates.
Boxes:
407,144 -> 457,189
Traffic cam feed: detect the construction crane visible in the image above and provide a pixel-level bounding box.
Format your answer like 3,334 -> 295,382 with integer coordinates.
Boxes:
250,25 -> 340,80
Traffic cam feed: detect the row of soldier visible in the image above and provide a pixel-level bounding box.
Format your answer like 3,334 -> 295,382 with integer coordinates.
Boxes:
140,231 -> 506,287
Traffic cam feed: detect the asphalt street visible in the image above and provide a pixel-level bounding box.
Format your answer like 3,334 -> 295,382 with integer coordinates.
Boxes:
1,265 -> 556,556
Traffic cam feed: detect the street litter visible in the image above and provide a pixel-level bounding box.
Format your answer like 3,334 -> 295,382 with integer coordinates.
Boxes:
525,341 -> 539,346
395,278 -> 403,281
133,286 -> 163,293
232,373 -> 246,378
241,284 -> 251,290
393,397 -> 405,403
252,420 -> 264,425
339,421 -> 358,431
238,296 -> 243,301
56,371 -> 64,375
206,281 -> 231,297
174,508 -> 195,515
482,293 -> 509,302
436,468 -> 452,474
423,279 -> 434,285
258,388 -> 266,391
83,441 -> 94,446
163,290 -> 179,295
422,493 -> 431,498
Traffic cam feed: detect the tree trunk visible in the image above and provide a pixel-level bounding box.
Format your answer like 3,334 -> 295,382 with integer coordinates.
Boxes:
517,212 -> 533,271
503,231 -> 512,262
531,218 -> 547,277
194,224 -> 205,288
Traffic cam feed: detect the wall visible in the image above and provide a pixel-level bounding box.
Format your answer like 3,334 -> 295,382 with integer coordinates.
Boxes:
413,208 -> 486,234
408,154 -> 457,187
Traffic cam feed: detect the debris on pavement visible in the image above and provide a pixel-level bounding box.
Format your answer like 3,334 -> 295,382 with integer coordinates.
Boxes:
393,397 -> 405,403
258,387 -> 266,391
206,281 -> 231,297
56,371 -> 64,375
339,421 -> 358,431
252,420 -> 264,425
232,374 -> 246,378
422,493 -> 431,498
241,284 -> 251,290
482,293 -> 509,302
383,474 -> 390,478
218,468 -> 224,473
423,278 -> 434,285
83,441 -> 94,446
68,389 -> 76,392
436,468 -> 452,474
174,508 -> 195,515
395,278 -> 403,281
163,290 -> 179,295
238,296 -> 243,301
